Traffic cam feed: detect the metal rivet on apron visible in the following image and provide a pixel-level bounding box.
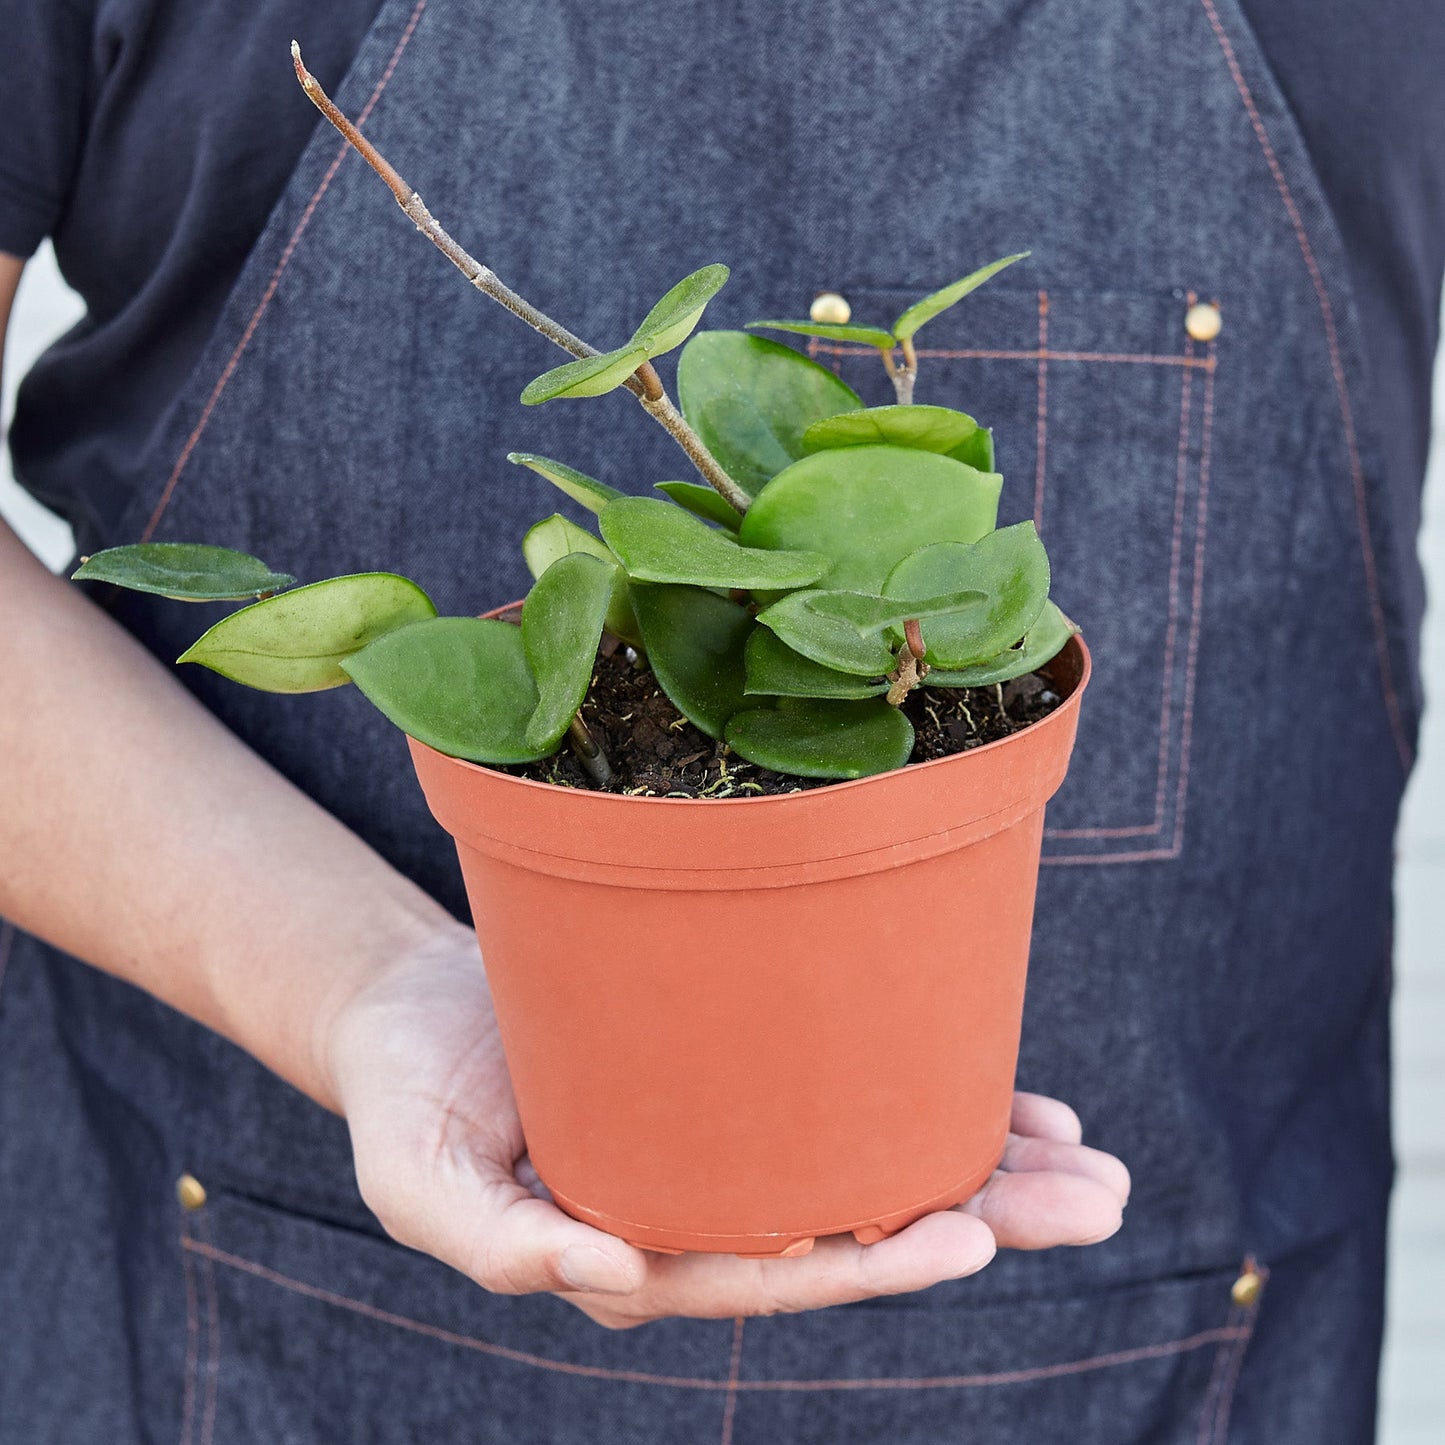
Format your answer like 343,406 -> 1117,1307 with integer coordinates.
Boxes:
1185,301 -> 1222,342
176,1173 -> 208,1211
810,291 -> 852,325
1230,1267 -> 1263,1307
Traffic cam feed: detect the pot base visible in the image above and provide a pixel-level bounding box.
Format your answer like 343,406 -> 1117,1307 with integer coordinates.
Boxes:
548,1146 -> 1005,1257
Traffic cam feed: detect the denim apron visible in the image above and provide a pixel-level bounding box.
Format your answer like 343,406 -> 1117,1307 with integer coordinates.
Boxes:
0,1 -> 1417,1440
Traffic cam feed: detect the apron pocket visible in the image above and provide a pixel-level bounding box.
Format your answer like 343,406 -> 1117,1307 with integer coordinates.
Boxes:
178,1186 -> 1261,1444
814,283 -> 1218,865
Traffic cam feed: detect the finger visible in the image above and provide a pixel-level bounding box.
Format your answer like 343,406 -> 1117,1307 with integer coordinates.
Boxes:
1009,1091 -> 1083,1144
999,1135 -> 1132,1204
956,1168 -> 1124,1249
578,1209 -> 997,1324
356,1143 -> 648,1298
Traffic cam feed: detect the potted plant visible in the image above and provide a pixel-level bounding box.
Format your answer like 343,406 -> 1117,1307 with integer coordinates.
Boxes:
71,48 -> 1090,1258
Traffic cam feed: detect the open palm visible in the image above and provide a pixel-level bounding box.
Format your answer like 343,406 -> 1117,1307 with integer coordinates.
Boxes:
327,924 -> 1129,1330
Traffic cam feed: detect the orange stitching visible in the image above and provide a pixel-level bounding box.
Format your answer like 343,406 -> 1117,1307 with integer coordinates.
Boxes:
140,0 -> 431,543
1172,334 -> 1217,854
182,1237 -> 1244,1392
1043,847 -> 1180,866
178,1221 -> 199,1445
1047,323 -> 1198,843
1198,0 -> 1410,769
197,1213 -> 221,1445
813,343 -> 1210,368
1207,1265 -> 1267,1443
719,1317 -> 745,1443
1154,314 -> 1197,835
1033,291 -> 1049,528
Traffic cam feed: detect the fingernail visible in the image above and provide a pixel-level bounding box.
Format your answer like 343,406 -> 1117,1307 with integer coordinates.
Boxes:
559,1244 -> 636,1295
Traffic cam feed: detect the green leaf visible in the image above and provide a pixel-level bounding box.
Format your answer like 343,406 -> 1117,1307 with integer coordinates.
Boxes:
522,344 -> 648,405
522,513 -> 639,645
177,573 -> 436,692
654,481 -> 744,532
745,319 -> 896,350
744,627 -> 887,699
802,404 -> 979,456
630,583 -> 754,739
507,453 -> 624,514
739,444 -> 1002,593
676,331 -> 862,497
753,590 -> 896,677
726,698 -> 915,780
883,523 -> 1050,668
892,253 -> 1029,341
72,543 -> 295,601
629,264 -> 730,355
754,585 -> 990,677
948,426 -> 995,473
926,601 -> 1077,687
599,496 -> 828,590
342,616 -> 546,764
522,513 -> 615,579
522,552 -> 615,750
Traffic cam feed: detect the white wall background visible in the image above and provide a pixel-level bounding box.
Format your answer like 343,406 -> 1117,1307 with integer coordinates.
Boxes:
3,244 -> 1442,1441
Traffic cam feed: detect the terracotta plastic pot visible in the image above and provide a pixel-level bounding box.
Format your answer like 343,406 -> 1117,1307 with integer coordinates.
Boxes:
408,626 -> 1090,1256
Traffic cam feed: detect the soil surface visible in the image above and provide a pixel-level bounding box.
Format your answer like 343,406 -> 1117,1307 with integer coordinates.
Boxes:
509,644 -> 1064,798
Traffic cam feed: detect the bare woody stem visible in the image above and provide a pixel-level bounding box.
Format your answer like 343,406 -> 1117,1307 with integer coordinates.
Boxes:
291,43 -> 751,516
885,620 -> 929,706
881,339 -> 918,405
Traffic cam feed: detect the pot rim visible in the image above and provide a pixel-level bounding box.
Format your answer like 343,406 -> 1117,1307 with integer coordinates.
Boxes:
408,626 -> 1091,810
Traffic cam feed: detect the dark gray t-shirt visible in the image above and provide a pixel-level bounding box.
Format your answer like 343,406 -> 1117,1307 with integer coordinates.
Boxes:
2,0 -> 1443,557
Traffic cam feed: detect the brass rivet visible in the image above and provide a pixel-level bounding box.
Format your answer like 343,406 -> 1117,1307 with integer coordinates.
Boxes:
810,291 -> 852,325
1185,301 -> 1222,343
1230,1268 -> 1263,1307
176,1173 -> 208,1212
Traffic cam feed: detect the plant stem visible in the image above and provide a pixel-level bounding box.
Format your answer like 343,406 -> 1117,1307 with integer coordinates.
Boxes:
880,344 -> 916,405
886,631 -> 929,706
566,714 -> 614,787
291,42 -> 749,516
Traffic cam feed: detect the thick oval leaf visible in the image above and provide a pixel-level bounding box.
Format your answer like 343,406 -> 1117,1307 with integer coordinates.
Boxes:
629,264 -> 730,355
753,590 -> 896,677
744,627 -> 887,700
342,617 -> 546,763
948,426 -> 995,473
72,543 -> 295,601
522,513 -> 638,645
599,496 -> 828,590
522,552 -> 615,750
739,445 -> 1002,593
926,601 -> 1077,687
654,481 -> 744,532
521,344 -> 648,405
522,513 -> 615,578
726,698 -> 914,780
892,253 -> 1029,341
745,319 -> 896,350
883,523 -> 1050,668
507,453 -> 624,514
802,405 -> 979,457
630,583 -> 753,740
178,573 -> 436,692
676,331 -> 862,496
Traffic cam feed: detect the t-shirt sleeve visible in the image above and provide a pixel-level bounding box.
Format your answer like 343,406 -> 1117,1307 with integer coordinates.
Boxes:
0,0 -> 96,257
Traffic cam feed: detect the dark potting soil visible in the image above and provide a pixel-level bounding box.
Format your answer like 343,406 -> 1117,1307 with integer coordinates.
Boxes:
508,643 -> 1064,799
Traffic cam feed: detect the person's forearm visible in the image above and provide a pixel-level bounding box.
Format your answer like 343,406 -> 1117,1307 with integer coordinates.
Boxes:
0,520 -> 463,1110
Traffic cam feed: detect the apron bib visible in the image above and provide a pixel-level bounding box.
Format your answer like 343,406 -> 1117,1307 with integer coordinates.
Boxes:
0,1 -> 1413,1439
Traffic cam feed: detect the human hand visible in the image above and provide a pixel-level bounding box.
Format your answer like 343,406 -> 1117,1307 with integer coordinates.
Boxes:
326,927 -> 1130,1330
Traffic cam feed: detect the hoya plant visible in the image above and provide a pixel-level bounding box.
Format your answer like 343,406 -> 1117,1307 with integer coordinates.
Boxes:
73,48 -> 1075,786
